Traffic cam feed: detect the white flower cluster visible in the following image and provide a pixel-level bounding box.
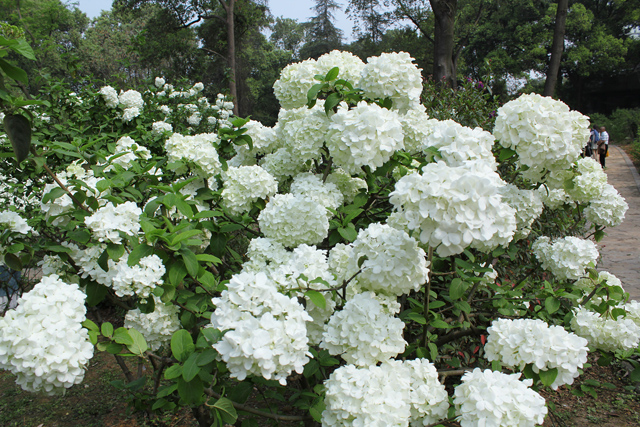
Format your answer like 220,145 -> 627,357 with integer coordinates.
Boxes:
536,185 -> 573,210
258,193 -> 329,248
322,359 -> 449,427
84,201 -> 142,244
211,271 -> 312,385
155,77 -> 165,88
98,85 -> 119,108
165,132 -> 222,177
584,183 -> 628,227
290,173 -> 343,218
221,166 -> 278,215
574,271 -> 624,299
454,369 -> 547,427
124,297 -> 180,351
0,275 -> 94,394
273,59 -> 319,110
499,184 -> 544,240
276,103 -> 330,161
241,237 -> 292,274
494,93 -> 590,181
321,292 -> 406,366
623,300 -> 640,328
316,50 -> 365,84
118,89 -> 144,122
41,161 -> 106,226
566,157 -> 608,203
260,147 -> 311,181
422,119 -> 497,167
359,51 -> 423,112
0,210 -> 32,234
109,254 -> 165,300
230,120 -> 279,165
326,101 -> 404,175
151,121 -> 173,136
344,223 -> 429,296
399,108 -> 434,153
484,318 -> 588,389
532,236 -> 599,281
570,306 -> 640,352
390,161 -> 516,256
106,136 -> 152,171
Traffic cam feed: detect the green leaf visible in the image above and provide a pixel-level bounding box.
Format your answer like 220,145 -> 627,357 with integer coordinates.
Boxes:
168,261 -> 187,287
449,278 -> 466,300
498,147 -> 516,161
209,233 -> 227,258
195,253 -> 221,265
307,83 -> 325,103
594,229 -> 605,242
3,253 -> 22,271
41,187 -> 66,205
67,229 -> 91,244
196,348 -> 218,366
407,312 -> 427,324
128,244 -> 154,266
107,243 -> 125,261
101,322 -> 114,338
85,282 -> 108,307
127,328 -> 148,355
430,319 -> 451,329
171,329 -> 195,362
181,248 -> 200,278
0,58 -> 28,83
177,376 -> 203,405
324,92 -> 342,114
213,397 -> 238,424
325,66 -> 339,81
82,319 -> 99,332
539,368 -> 558,387
309,399 -> 325,422
171,229 -> 202,246
545,296 -> 561,314
182,352 -> 201,382
164,364 -> 183,380
305,289 -> 326,309
3,114 -> 31,163
113,328 -> 134,346
338,225 -> 357,242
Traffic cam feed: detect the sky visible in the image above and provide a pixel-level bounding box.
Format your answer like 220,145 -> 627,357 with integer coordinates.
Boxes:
75,0 -> 355,40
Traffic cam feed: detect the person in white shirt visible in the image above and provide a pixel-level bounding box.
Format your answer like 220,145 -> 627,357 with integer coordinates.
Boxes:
598,126 -> 609,168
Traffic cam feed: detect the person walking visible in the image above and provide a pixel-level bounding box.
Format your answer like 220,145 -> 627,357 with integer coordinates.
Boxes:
589,125 -> 599,159
598,126 -> 609,168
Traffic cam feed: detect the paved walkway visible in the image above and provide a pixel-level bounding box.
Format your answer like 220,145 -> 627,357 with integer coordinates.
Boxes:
595,145 -> 640,301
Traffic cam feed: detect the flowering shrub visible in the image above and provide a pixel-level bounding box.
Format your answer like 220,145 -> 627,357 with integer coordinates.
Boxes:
0,48 -> 635,427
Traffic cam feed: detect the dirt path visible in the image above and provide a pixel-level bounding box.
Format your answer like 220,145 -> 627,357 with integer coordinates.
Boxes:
595,145 -> 640,301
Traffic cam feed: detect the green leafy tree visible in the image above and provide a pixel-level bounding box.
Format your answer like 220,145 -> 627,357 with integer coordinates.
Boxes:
300,0 -> 344,59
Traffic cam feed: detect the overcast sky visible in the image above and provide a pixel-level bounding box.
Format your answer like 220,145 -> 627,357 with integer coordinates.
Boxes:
75,0 -> 355,39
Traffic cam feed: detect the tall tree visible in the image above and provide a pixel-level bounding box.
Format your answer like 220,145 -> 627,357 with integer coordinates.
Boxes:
429,0 -> 457,87
269,17 -> 307,58
543,0 -> 568,96
299,0 -> 343,59
347,0 -> 392,43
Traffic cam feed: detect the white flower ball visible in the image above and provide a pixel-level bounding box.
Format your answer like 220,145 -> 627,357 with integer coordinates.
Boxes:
570,306 -> 640,352
484,318 -> 588,389
221,166 -> 278,215
0,210 -> 32,234
499,183 -> 544,240
98,85 -> 119,108
532,236 -> 599,281
165,132 -> 222,178
567,157 -> 608,203
584,183 -> 628,227
276,103 -> 330,161
423,119 -> 497,168
118,89 -> 144,110
273,59 -> 319,110
321,292 -> 406,366
359,52 -> 423,112
0,275 -> 94,395
316,50 -> 365,84
454,369 -> 547,427
258,193 -> 329,248
347,223 -> 429,296
325,169 -> 368,203
290,173 -> 344,217
84,201 -> 141,244
125,297 -> 180,351
326,101 -> 404,175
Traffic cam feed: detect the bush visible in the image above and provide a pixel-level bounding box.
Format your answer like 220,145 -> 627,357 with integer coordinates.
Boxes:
590,108 -> 640,144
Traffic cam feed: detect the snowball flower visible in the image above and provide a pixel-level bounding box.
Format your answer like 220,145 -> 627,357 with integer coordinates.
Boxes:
499,183 -> 544,240
125,297 -> 180,351
211,271 -> 312,385
118,89 -> 144,110
326,101 -> 404,175
84,201 -> 142,244
584,183 -> 628,227
532,236 -> 599,281
165,132 -> 222,177
98,85 -> 119,108
325,169 -> 368,203
454,369 -> 547,427
494,93 -> 590,181
151,121 -> 173,135
155,77 -> 165,88
322,359 -> 449,427
273,58 -> 319,109
316,50 -> 365,84
221,166 -> 278,215
321,292 -> 406,366
275,103 -> 330,161
570,306 -> 640,352
484,318 -> 588,389
390,160 -> 516,256
0,210 -> 32,234
258,193 -> 329,248
109,254 -> 166,300
346,223 -> 429,296
359,52 -> 423,112
290,173 -> 344,217
106,136 -> 151,170
422,119 -> 497,168
566,157 -> 608,203
0,275 -> 94,395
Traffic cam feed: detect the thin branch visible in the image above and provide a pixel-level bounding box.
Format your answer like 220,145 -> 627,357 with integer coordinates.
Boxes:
204,388 -> 311,421
114,354 -> 135,383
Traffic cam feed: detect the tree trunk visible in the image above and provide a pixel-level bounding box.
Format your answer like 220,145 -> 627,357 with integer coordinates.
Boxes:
220,0 -> 239,116
429,0 -> 458,88
543,0 -> 568,97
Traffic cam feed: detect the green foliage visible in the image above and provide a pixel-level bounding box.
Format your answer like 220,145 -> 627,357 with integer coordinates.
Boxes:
591,108 -> 640,144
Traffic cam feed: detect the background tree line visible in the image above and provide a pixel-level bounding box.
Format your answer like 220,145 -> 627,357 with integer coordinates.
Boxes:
1,0 -> 640,125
